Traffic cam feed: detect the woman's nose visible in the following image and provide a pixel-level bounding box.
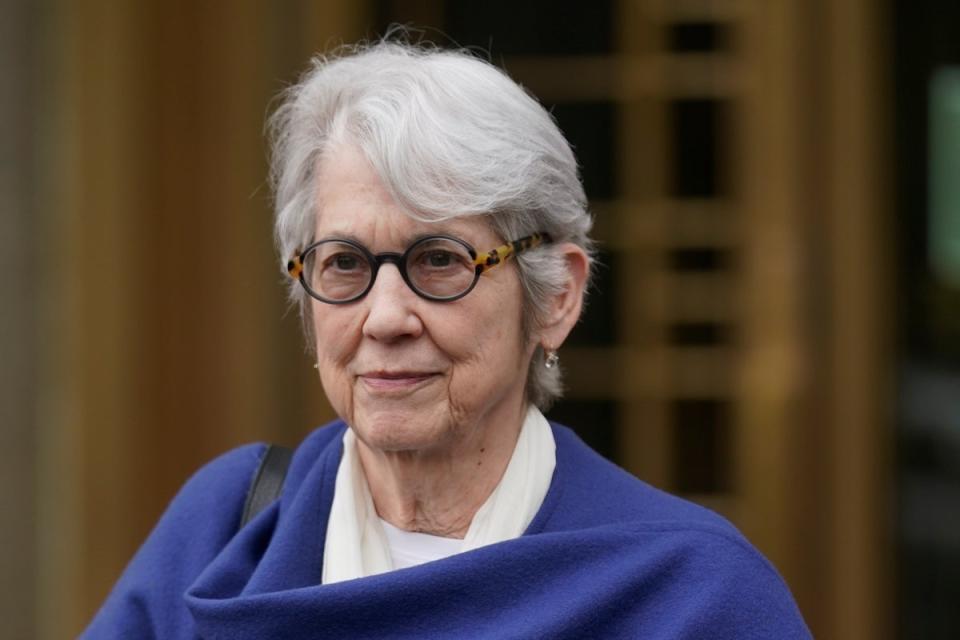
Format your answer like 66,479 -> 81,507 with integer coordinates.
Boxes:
360,264 -> 424,341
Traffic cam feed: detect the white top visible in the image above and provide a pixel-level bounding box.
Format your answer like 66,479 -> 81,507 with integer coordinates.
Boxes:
322,405 -> 557,584
378,517 -> 464,569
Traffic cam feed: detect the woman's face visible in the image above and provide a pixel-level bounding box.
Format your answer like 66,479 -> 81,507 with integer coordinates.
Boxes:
311,145 -> 536,454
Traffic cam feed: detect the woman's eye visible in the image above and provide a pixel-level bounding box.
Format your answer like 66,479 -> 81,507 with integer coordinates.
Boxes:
330,253 -> 361,271
425,251 -> 454,268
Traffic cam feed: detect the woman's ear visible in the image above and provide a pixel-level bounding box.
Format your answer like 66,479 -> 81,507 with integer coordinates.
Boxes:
539,243 -> 590,349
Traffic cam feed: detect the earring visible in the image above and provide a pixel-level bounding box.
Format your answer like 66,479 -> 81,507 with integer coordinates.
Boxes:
544,349 -> 559,369
313,363 -> 319,370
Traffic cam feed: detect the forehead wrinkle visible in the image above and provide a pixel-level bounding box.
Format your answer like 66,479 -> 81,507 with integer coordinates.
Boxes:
315,214 -> 500,253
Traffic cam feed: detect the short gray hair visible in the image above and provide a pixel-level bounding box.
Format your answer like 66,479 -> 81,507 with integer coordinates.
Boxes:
269,40 -> 594,410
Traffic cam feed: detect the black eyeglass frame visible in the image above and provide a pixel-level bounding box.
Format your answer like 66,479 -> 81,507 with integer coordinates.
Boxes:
287,232 -> 552,304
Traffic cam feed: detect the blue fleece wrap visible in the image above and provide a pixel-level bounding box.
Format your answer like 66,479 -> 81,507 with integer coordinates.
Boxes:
82,422 -> 811,639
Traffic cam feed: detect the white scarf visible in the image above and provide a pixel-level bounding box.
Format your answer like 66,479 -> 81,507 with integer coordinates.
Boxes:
322,405 -> 556,584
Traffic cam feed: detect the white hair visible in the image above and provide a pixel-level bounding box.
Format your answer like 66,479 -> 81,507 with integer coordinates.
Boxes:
269,39 -> 594,410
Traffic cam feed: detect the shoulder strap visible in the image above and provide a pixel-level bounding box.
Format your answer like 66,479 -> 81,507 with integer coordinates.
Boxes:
240,444 -> 293,528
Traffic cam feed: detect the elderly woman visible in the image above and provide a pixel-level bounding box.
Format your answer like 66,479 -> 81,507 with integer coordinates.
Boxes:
84,41 -> 810,639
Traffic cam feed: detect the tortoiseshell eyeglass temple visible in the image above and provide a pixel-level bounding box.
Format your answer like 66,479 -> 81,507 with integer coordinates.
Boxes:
472,232 -> 552,274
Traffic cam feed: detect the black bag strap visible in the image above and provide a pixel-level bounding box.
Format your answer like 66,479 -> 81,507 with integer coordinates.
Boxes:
240,444 -> 293,528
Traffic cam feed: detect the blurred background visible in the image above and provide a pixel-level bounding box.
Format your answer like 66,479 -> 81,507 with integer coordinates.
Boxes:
1,0 -> 958,638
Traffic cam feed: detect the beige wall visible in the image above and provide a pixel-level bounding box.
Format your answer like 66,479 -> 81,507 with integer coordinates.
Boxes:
1,1 -> 41,638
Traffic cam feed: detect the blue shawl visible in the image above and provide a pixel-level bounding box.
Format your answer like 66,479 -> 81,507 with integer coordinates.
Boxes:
83,422 -> 811,639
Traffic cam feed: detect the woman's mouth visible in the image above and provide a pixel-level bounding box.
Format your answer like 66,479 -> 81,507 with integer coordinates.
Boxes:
358,371 -> 439,392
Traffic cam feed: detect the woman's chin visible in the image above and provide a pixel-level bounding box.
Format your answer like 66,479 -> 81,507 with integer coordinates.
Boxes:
350,406 -> 455,454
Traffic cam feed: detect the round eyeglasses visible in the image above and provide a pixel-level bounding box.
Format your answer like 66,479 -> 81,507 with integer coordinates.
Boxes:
287,232 -> 551,304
